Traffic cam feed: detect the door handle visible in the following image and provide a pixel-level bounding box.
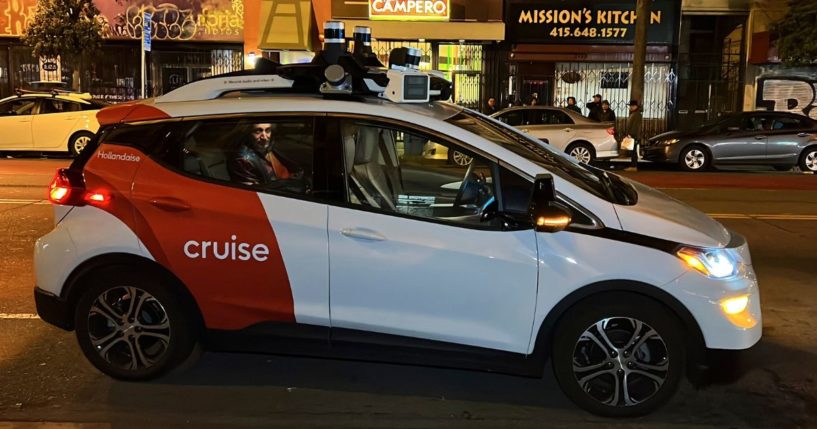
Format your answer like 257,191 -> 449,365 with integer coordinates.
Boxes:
150,197 -> 191,212
521,129 -> 530,133
563,127 -> 573,132
341,228 -> 386,241
754,135 -> 766,140
798,132 -> 810,137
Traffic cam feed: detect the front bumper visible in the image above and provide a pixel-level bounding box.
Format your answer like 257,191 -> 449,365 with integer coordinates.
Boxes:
641,144 -> 678,163
34,287 -> 73,331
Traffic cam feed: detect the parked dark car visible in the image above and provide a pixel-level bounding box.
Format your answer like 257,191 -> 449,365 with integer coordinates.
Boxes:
642,111 -> 817,172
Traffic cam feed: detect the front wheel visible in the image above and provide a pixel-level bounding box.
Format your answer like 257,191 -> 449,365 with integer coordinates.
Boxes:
74,266 -> 199,380
68,131 -> 94,157
448,149 -> 473,166
678,145 -> 710,172
799,146 -> 817,173
552,293 -> 685,417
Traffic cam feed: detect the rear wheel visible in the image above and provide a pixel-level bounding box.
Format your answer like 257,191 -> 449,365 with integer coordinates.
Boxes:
552,293 -> 685,417
566,142 -> 595,164
74,266 -> 198,380
678,145 -> 710,172
68,131 -> 94,157
799,146 -> 817,173
448,149 -> 473,166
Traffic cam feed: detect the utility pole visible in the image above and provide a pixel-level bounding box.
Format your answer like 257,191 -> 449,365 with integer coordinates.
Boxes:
630,0 -> 650,104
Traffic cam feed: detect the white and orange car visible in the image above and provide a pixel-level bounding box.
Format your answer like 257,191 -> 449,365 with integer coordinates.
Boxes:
0,91 -> 105,156
34,31 -> 761,417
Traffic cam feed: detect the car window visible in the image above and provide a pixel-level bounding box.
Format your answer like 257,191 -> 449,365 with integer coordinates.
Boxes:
155,117 -> 314,197
497,110 -> 525,126
771,116 -> 808,131
38,99 -> 82,114
0,99 -> 37,116
743,115 -> 773,131
340,119 -> 496,227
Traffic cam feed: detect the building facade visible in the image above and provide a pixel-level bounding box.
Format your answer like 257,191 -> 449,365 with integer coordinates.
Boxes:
0,0 -> 246,100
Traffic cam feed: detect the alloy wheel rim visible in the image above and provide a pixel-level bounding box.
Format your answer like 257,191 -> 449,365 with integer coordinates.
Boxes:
572,317 -> 669,407
570,147 -> 592,164
87,286 -> 171,371
452,151 -> 473,166
74,136 -> 91,154
684,149 -> 705,169
806,151 -> 817,171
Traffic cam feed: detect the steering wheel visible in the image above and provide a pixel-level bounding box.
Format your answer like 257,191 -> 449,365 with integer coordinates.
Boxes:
453,162 -> 491,210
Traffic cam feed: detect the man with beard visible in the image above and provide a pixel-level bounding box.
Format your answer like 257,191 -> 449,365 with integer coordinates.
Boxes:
229,122 -> 304,188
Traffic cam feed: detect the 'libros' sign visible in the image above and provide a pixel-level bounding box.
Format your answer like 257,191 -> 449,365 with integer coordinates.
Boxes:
507,0 -> 678,45
369,0 -> 450,21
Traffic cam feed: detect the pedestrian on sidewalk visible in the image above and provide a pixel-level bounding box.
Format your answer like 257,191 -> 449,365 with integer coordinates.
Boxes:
597,100 -> 616,122
623,99 -> 642,171
566,96 -> 581,114
486,97 -> 499,114
586,94 -> 602,121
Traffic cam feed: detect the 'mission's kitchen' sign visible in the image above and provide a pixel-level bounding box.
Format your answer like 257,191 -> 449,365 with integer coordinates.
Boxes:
506,0 -> 678,45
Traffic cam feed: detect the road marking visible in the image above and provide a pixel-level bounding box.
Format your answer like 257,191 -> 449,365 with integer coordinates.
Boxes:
0,198 -> 49,205
0,313 -> 40,319
708,213 -> 817,221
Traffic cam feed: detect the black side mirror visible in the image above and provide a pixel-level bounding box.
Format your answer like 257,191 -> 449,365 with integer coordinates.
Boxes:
529,174 -> 571,233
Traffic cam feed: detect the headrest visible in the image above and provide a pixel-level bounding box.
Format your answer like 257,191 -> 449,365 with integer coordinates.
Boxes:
354,127 -> 380,165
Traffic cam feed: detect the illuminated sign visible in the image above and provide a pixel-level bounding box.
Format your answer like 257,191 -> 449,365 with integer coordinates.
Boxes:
369,0 -> 450,21
506,0 -> 678,45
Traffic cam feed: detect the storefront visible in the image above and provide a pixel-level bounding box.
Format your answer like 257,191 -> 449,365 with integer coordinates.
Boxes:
504,0 -> 681,137
256,0 -> 504,110
0,0 -> 245,100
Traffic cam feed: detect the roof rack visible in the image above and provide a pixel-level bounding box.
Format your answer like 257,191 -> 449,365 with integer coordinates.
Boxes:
155,22 -> 452,105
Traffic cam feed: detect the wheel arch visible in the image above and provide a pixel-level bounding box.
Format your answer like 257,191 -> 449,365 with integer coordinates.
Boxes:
67,129 -> 95,154
59,252 -> 205,334
528,280 -> 706,378
565,140 -> 596,160
798,143 -> 817,171
678,142 -> 713,164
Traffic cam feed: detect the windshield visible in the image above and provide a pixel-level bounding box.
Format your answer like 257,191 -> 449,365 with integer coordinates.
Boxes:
445,109 -> 637,205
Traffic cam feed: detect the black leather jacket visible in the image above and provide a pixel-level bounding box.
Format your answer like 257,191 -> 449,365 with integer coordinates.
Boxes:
228,145 -> 304,188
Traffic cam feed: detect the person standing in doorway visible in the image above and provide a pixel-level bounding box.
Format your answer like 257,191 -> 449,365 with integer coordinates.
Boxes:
566,96 -> 581,114
597,100 -> 616,122
586,94 -> 602,121
486,97 -> 499,114
623,100 -> 643,171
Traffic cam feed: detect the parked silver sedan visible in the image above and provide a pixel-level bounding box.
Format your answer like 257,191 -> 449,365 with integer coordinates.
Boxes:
643,111 -> 817,172
491,106 -> 619,164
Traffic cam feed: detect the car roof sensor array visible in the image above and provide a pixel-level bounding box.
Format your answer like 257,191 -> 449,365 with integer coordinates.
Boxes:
156,22 -> 452,104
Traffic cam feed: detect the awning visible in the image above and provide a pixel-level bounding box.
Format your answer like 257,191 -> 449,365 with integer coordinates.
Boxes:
339,19 -> 504,41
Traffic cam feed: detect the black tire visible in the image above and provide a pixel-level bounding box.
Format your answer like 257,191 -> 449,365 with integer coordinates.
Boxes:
773,165 -> 793,172
678,145 -> 710,172
565,142 -> 595,164
74,265 -> 199,381
799,146 -> 817,173
552,293 -> 686,417
68,131 -> 94,157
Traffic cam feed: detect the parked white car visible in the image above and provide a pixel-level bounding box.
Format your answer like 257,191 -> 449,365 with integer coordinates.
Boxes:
492,106 -> 619,164
0,91 -> 105,156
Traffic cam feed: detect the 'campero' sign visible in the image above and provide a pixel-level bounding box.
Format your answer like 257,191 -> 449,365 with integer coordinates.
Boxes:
369,0 -> 450,21
506,0 -> 678,45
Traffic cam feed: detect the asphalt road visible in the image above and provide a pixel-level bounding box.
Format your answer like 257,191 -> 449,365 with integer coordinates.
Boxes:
0,159 -> 816,428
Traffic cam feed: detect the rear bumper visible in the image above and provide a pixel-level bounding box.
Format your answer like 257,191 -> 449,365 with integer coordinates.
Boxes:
34,287 -> 73,331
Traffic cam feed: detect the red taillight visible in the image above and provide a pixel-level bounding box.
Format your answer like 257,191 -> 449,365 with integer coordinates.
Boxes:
47,168 -> 111,207
606,127 -> 616,136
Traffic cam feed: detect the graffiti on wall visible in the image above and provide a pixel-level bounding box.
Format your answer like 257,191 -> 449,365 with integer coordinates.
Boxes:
756,73 -> 817,120
0,0 -> 37,36
98,0 -> 243,42
0,0 -> 243,42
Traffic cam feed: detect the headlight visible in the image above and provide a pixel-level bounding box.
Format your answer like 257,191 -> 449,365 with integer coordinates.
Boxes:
658,138 -> 679,146
676,247 -> 738,278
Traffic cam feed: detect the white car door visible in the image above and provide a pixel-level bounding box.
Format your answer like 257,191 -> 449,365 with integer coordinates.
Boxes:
525,109 -> 574,151
327,119 -> 539,354
0,98 -> 36,149
32,99 -> 84,150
